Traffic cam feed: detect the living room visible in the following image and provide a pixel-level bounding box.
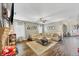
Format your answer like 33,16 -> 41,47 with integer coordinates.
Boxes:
0,3 -> 79,56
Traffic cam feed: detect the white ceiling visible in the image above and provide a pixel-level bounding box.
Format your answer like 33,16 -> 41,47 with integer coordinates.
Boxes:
14,3 -> 79,24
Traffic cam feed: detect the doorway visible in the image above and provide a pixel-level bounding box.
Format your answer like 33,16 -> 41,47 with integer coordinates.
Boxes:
62,24 -> 67,37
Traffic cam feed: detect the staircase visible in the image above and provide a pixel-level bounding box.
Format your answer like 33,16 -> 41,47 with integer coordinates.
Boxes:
0,27 -> 10,51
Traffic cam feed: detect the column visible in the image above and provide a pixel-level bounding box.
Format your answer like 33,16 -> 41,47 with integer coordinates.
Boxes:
42,24 -> 45,33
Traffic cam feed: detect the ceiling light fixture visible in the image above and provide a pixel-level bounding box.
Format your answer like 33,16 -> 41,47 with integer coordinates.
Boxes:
40,18 -> 47,23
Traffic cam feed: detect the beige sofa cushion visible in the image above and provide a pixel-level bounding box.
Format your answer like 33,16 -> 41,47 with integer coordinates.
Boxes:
51,37 -> 59,42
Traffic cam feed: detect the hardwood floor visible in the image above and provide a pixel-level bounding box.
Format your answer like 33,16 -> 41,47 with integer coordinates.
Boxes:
16,37 -> 79,56
16,41 -> 36,56
16,41 -> 64,56
63,37 -> 79,56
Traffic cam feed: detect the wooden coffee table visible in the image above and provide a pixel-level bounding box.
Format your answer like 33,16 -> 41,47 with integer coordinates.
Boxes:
26,41 -> 57,55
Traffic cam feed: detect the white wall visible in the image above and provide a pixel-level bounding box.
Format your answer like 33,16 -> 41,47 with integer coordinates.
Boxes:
0,4 -> 1,18
13,20 -> 26,39
25,21 -> 39,35
61,19 -> 79,36
13,20 -> 39,40
38,24 -> 42,33
44,19 -> 79,36
45,22 -> 62,35
13,18 -> 79,39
